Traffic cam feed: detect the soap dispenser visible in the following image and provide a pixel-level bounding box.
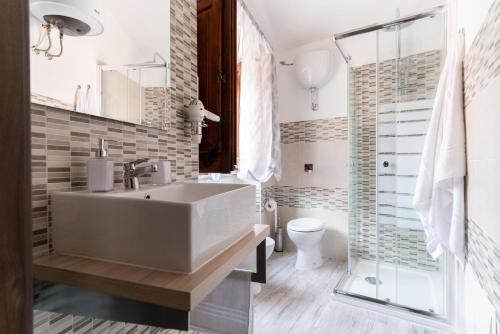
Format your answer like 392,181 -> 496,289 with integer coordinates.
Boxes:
87,138 -> 114,192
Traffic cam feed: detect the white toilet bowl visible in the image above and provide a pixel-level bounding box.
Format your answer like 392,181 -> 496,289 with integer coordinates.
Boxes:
287,218 -> 325,270
265,237 -> 275,259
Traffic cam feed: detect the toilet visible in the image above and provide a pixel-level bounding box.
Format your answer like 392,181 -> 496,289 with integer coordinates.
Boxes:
265,237 -> 275,259
287,218 -> 325,270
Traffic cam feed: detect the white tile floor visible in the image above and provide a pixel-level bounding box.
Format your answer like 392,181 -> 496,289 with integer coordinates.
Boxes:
254,252 -> 449,334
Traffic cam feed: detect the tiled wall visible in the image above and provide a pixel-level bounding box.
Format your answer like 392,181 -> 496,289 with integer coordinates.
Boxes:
33,0 -> 199,332
464,0 -> 500,319
350,50 -> 442,271
143,87 -> 170,129
262,185 -> 348,213
266,116 -> 349,260
280,117 -> 348,144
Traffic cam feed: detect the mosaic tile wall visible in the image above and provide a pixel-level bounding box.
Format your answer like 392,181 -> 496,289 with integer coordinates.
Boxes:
33,0 -> 199,332
280,117 -> 348,144
467,220 -> 500,319
262,185 -> 348,213
377,50 -> 441,104
350,50 -> 443,272
143,87 -> 170,129
464,0 -> 500,320
463,0 -> 500,107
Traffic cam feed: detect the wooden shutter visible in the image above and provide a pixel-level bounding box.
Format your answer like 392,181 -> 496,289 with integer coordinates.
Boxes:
197,0 -> 237,173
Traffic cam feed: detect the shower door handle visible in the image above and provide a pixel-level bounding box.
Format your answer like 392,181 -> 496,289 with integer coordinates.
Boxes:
383,161 -> 389,167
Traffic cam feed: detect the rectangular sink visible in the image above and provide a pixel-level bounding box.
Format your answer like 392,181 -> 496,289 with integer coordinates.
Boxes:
52,182 -> 257,273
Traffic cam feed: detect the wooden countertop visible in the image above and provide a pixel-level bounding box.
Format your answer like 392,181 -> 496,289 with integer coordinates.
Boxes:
33,224 -> 269,311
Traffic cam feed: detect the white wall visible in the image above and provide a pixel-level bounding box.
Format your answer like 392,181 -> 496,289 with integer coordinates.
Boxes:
276,39 -> 348,122
457,0 -> 495,51
30,0 -> 170,115
453,0 -> 497,333
455,264 -> 498,334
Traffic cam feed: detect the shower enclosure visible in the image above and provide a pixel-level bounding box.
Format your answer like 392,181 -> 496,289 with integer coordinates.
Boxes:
333,7 -> 449,319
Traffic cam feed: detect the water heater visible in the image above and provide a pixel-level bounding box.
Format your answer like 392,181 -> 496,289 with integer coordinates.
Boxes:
30,0 -> 104,36
293,50 -> 334,111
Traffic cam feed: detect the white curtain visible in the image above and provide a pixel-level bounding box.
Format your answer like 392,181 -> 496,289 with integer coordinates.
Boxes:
236,1 -> 281,182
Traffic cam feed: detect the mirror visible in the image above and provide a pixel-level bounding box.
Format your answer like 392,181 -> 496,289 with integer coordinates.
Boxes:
29,0 -> 171,130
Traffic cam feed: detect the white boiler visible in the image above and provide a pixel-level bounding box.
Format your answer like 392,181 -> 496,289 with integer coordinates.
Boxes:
293,50 -> 334,111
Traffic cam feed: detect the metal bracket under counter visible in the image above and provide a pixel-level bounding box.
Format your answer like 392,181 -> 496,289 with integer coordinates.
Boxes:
251,239 -> 266,284
33,226 -> 269,331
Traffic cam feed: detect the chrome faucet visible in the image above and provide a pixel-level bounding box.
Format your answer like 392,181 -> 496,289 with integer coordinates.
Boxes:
123,158 -> 158,190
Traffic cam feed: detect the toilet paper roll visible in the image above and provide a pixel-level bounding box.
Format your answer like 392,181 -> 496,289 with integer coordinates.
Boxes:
264,198 -> 277,212
152,160 -> 172,185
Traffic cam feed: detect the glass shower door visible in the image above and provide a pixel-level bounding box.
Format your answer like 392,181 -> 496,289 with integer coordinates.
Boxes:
375,26 -> 400,306
375,14 -> 446,314
334,8 -> 448,319
347,65 -> 359,274
343,30 -> 380,300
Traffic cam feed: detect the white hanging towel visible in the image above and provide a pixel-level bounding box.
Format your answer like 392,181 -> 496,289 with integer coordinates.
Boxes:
413,33 -> 466,267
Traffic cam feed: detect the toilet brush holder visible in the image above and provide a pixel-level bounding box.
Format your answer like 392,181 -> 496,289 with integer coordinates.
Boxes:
274,227 -> 284,252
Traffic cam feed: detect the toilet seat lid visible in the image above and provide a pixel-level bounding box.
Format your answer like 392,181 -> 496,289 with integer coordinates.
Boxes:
287,218 -> 324,232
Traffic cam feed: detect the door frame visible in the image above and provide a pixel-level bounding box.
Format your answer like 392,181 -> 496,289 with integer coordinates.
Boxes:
0,0 -> 33,333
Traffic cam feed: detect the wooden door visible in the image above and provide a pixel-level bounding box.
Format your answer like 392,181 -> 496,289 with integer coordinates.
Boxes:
197,0 -> 236,173
0,0 -> 33,332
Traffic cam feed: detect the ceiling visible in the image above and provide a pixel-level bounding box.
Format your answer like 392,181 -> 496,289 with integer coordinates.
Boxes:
242,0 -> 445,52
106,0 -> 170,61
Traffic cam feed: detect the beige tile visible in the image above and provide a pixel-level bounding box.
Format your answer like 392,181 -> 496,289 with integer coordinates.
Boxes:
300,140 -> 348,189
476,78 -> 500,161
279,143 -> 303,187
471,159 -> 500,241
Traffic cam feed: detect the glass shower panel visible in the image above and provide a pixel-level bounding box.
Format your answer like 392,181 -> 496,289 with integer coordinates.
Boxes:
335,9 -> 448,319
396,14 -> 446,314
341,30 -> 379,300
376,14 -> 446,313
347,65 -> 359,273
375,26 -> 400,306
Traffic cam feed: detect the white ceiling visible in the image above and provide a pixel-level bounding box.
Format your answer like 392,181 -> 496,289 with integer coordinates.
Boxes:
105,0 -> 170,61
242,0 -> 445,52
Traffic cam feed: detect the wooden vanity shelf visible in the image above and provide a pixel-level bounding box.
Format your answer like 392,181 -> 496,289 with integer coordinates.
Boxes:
33,224 -> 269,330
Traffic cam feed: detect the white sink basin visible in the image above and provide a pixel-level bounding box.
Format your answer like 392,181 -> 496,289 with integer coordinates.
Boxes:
52,182 -> 257,273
